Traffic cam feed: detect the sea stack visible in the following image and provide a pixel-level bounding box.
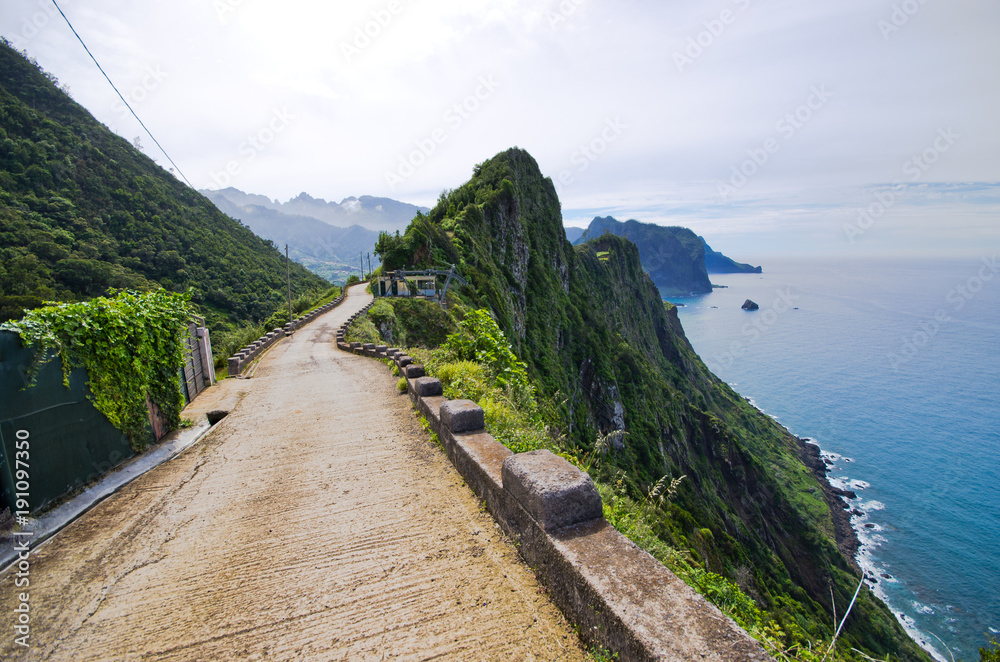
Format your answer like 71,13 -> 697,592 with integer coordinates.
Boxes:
741,299 -> 760,310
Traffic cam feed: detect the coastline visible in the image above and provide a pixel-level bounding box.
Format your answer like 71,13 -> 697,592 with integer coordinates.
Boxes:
797,437 -> 860,568
671,260 -> 1000,659
800,435 -> 947,662
741,391 -> 944,662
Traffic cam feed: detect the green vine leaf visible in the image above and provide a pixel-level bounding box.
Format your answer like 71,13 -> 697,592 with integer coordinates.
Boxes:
1,289 -> 193,451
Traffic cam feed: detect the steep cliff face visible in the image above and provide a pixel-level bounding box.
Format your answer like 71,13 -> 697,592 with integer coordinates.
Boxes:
380,148 -> 928,661
575,216 -> 713,295
701,236 -> 763,274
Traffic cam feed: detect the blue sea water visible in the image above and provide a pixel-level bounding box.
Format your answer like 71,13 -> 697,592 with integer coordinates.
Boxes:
669,257 -> 1000,660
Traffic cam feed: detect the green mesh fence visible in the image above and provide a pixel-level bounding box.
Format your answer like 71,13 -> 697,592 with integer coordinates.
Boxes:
0,331 -> 136,514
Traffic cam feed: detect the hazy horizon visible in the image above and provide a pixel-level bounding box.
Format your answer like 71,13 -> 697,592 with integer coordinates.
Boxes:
2,0 -> 997,260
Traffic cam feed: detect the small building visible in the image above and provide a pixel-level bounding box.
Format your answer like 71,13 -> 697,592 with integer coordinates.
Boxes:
375,266 -> 467,304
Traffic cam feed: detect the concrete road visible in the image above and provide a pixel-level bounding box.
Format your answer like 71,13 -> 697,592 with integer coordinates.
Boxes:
0,284 -> 585,661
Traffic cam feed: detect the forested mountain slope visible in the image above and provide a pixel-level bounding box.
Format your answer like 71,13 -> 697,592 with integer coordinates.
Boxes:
0,40 -> 326,324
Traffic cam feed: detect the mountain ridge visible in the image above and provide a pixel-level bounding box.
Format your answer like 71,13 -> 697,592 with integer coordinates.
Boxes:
205,187 -> 428,233
574,216 -> 713,295
378,146 -> 929,662
203,187 -> 428,282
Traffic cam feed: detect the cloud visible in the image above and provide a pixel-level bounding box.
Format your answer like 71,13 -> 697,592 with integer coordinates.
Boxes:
1,0 -> 996,256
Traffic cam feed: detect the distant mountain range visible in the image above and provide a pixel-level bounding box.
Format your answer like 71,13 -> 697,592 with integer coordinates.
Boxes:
201,188 -> 429,282
569,216 -> 761,296
0,42 -> 327,325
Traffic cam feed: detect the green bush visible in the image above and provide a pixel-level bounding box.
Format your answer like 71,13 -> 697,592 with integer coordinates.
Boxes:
344,315 -> 380,345
384,298 -> 456,348
480,394 -> 549,454
436,360 -> 489,401
441,308 -> 530,394
983,638 -> 1000,662
368,299 -> 398,343
212,322 -> 268,368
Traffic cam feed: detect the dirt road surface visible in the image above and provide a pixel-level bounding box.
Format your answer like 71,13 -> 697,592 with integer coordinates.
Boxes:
0,284 -> 586,661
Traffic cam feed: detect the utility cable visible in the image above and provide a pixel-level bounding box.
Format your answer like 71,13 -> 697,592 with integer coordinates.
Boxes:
50,0 -> 194,188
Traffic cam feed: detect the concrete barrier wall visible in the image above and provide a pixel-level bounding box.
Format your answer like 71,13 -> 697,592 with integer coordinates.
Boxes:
228,295 -> 346,377
334,315 -> 771,662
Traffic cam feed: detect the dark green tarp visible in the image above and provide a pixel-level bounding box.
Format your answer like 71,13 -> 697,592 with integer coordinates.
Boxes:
0,330 -> 135,514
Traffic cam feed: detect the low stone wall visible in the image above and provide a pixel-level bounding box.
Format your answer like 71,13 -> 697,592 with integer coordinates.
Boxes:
227,295 -> 346,377
335,317 -> 771,662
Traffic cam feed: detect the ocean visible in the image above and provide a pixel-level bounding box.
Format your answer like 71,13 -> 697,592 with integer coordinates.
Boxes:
668,257 -> 1000,660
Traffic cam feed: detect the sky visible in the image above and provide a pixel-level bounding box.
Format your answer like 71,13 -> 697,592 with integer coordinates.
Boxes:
2,0 -> 998,259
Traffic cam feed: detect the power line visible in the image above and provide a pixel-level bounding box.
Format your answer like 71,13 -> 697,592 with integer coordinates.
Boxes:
50,0 -> 194,188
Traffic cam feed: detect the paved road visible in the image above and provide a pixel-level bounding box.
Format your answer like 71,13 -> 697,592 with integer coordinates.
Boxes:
0,284 -> 585,661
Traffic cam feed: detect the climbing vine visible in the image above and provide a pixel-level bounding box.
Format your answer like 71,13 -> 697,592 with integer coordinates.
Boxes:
1,289 -> 193,451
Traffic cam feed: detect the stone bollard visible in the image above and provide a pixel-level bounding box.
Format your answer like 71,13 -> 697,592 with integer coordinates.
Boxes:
404,364 -> 425,379
362,343 -> 376,355
413,377 -> 443,397
501,450 -> 603,532
386,348 -> 400,357
440,400 -> 485,433
396,355 -> 413,369
376,345 -> 388,354
228,356 -> 241,376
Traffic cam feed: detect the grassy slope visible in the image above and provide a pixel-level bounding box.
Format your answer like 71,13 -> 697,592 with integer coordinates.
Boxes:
379,147 -> 929,661
0,41 -> 327,327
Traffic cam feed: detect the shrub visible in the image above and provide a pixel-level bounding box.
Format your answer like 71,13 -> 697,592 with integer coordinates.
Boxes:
983,638 -> 1000,662
212,322 -> 268,368
436,360 -> 489,401
368,299 -> 398,343
344,315 -> 380,345
441,308 -> 530,394
480,394 -> 550,454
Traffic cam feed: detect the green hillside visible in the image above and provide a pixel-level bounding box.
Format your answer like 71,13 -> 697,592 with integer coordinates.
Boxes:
375,147 -> 929,661
0,40 -> 327,326
575,215 -> 713,295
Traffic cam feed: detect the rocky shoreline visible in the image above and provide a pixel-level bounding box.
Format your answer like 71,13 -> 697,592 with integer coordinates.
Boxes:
798,437 -> 862,570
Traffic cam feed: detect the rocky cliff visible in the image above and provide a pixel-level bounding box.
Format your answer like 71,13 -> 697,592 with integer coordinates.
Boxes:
574,216 -> 713,295
702,237 -> 762,274
378,147 -> 929,661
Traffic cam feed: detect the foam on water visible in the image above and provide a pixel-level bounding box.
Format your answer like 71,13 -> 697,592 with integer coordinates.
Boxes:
672,257 -> 1000,659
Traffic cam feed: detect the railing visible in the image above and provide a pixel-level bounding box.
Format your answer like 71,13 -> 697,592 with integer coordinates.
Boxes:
334,315 -> 772,662
227,295 -> 346,377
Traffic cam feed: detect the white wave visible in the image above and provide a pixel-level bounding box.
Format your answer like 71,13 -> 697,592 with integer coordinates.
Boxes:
828,477 -> 851,491
822,454 -> 949,662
